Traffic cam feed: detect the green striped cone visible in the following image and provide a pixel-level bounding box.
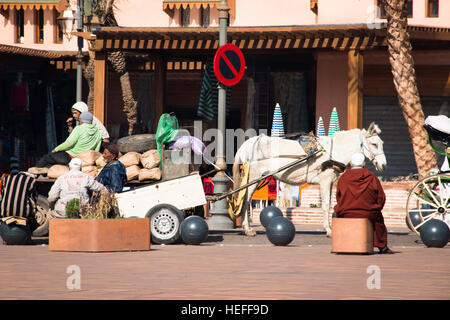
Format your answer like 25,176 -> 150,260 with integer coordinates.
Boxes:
328,107 -> 340,136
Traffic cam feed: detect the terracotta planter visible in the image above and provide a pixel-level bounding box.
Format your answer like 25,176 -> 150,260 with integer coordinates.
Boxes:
49,218 -> 151,252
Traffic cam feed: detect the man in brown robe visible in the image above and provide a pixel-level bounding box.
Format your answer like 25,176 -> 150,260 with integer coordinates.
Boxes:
334,153 -> 393,254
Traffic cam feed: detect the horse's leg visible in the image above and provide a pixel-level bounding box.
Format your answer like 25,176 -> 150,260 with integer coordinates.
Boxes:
242,183 -> 258,236
318,169 -> 336,237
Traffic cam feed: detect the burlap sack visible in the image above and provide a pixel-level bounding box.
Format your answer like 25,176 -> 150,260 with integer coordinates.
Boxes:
82,165 -> 98,178
47,165 -> 69,178
126,165 -> 140,181
76,150 -> 102,166
95,156 -> 108,167
138,168 -> 162,181
140,149 -> 160,169
119,152 -> 141,167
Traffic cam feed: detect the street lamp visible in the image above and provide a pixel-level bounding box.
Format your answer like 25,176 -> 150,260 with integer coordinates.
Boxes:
57,0 -> 84,102
207,0 -> 234,230
57,6 -> 75,40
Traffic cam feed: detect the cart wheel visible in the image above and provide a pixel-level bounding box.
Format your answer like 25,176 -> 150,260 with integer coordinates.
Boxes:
146,204 -> 184,244
32,195 -> 51,237
406,173 -> 450,236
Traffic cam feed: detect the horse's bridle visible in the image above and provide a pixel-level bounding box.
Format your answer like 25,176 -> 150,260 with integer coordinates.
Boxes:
360,130 -> 385,165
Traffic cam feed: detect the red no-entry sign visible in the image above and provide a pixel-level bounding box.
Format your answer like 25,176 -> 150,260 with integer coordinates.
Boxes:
213,44 -> 246,86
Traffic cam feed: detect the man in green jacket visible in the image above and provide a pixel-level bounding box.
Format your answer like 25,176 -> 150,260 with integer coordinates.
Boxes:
29,112 -> 102,174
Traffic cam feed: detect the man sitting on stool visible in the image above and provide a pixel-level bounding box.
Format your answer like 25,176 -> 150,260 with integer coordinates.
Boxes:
334,152 -> 393,254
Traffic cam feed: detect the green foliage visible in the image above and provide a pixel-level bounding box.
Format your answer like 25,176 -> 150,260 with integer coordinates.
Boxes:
66,198 -> 81,219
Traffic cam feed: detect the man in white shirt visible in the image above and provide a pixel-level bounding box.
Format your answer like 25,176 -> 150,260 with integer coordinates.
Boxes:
47,158 -> 105,218
67,101 -> 110,143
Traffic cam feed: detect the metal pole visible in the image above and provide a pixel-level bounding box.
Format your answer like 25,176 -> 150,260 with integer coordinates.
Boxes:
76,0 -> 84,102
207,0 -> 234,230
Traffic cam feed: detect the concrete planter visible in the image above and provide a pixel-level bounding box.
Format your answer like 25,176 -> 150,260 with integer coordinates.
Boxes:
49,218 -> 150,252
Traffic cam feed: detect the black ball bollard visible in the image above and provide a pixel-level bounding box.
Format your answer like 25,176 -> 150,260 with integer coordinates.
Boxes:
406,210 -> 432,231
180,216 -> 209,245
259,205 -> 283,229
419,219 -> 450,248
0,222 -> 31,245
266,216 -> 296,246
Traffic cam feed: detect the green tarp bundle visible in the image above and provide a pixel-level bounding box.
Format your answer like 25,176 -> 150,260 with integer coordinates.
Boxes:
155,113 -> 179,160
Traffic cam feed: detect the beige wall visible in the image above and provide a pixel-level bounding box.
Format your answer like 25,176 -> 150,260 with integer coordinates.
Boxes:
1,1 -> 449,52
115,0 -> 450,28
0,7 -> 80,51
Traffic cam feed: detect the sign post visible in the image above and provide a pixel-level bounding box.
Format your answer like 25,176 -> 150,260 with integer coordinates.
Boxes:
207,0 -> 235,230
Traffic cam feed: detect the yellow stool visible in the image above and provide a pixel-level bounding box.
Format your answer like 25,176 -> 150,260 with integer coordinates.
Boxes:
331,218 -> 374,254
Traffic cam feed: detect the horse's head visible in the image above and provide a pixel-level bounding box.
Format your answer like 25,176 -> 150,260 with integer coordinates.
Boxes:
361,122 -> 387,171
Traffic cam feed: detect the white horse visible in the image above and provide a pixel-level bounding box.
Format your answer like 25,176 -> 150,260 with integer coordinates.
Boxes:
232,122 -> 387,237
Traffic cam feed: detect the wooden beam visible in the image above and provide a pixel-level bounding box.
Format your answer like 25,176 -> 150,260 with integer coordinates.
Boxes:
347,49 -> 363,129
154,55 -> 166,128
94,52 -> 107,124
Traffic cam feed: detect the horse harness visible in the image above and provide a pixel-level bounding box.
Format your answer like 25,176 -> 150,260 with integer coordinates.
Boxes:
359,130 -> 385,164
320,137 -> 346,174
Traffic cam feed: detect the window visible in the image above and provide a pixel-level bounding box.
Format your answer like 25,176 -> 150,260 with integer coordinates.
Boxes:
54,9 -> 63,43
200,5 -> 210,27
407,0 -> 413,18
377,0 -> 413,18
15,8 -> 24,43
427,0 -> 439,17
378,0 -> 387,18
35,9 -> 44,43
180,5 -> 190,27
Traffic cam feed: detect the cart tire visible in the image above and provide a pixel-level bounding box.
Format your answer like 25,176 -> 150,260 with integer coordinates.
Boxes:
32,195 -> 51,237
117,134 -> 157,154
146,204 -> 184,244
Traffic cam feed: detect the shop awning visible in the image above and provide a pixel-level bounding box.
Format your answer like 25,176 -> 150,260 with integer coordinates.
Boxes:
0,43 -> 79,58
163,0 -> 235,18
0,0 -> 62,11
85,24 -> 388,52
0,44 -> 85,70
72,24 -> 450,53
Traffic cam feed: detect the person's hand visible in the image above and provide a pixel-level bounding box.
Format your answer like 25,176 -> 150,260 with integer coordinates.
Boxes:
51,149 -> 56,153
66,117 -> 73,124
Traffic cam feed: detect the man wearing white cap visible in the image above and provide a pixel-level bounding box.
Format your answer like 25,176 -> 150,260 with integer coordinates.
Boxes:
334,152 -> 393,254
67,101 -> 110,143
28,111 -> 102,173
47,158 -> 106,218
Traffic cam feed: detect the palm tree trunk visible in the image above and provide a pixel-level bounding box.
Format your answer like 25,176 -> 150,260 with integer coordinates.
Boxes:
82,0 -> 138,135
108,50 -> 138,135
83,51 -> 96,112
383,0 -> 437,179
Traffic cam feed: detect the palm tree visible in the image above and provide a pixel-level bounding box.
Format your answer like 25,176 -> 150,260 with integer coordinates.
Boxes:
83,0 -> 138,135
382,0 -> 437,179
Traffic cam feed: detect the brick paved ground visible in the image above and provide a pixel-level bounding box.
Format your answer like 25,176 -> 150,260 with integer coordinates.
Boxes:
0,224 -> 448,300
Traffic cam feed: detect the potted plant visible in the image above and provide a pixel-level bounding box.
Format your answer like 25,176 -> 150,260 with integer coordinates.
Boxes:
49,190 -> 150,252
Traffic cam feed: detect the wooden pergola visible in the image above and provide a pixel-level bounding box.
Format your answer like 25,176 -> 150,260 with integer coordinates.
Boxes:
76,24 -> 450,129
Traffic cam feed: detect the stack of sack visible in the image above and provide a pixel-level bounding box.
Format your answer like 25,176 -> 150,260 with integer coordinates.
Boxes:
46,149 -> 162,182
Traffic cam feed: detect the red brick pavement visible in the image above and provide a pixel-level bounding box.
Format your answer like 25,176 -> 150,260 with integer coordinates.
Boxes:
0,231 -> 449,300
